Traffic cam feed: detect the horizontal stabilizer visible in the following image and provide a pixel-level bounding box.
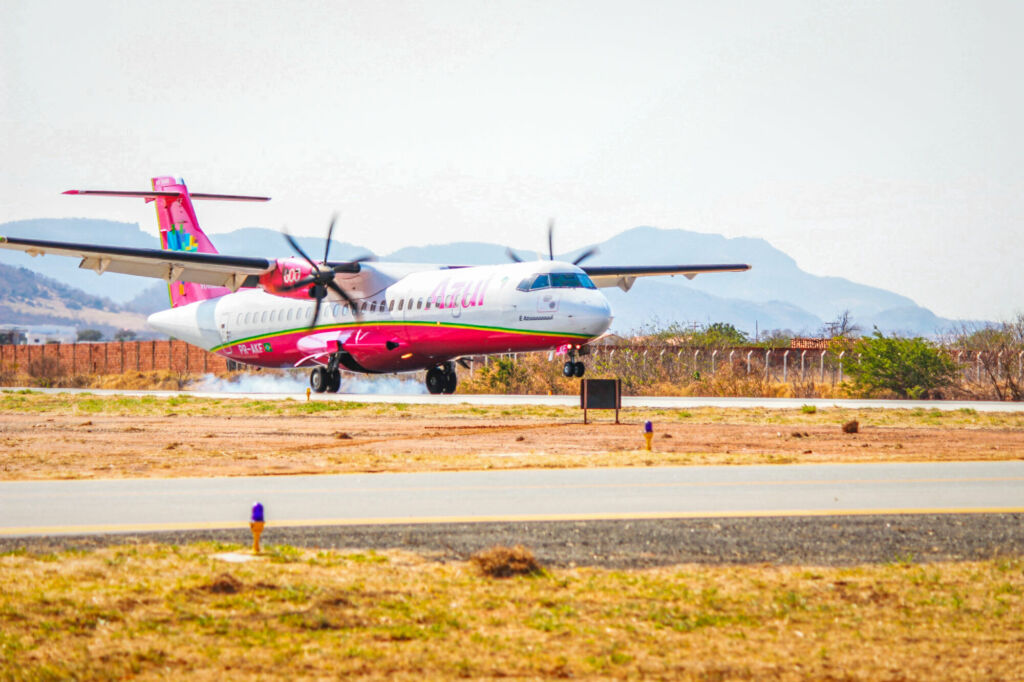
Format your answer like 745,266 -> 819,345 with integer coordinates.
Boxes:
63,190 -> 270,202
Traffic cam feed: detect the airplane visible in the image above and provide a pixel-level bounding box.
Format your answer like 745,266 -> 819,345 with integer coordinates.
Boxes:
0,177 -> 751,394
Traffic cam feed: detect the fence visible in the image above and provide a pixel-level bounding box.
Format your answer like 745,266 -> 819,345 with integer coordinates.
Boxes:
582,345 -> 1024,386
0,340 -> 230,376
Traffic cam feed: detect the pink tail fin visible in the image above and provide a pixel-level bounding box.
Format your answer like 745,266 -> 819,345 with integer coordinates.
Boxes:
151,177 -> 230,307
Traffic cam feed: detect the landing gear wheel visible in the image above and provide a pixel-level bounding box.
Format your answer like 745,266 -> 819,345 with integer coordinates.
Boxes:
562,361 -> 576,378
573,362 -> 585,378
425,367 -> 446,395
326,369 -> 341,393
310,367 -> 328,393
442,370 -> 457,394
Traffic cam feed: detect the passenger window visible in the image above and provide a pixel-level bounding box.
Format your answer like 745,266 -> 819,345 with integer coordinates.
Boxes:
342,305 -> 349,316
388,300 -> 395,311
261,311 -> 268,323
417,298 -> 423,310
397,299 -> 404,311
244,312 -> 252,325
425,298 -> 431,310
237,313 -> 243,325
360,301 -> 368,313
370,301 -> 377,313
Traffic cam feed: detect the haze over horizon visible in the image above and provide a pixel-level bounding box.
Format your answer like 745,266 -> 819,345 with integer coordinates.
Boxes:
2,1 -> 1022,322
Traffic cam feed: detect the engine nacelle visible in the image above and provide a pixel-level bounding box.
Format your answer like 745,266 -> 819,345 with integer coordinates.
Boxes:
258,257 -> 319,300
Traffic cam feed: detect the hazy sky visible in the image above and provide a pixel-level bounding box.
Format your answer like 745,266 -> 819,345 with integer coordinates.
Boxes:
2,0 -> 1022,321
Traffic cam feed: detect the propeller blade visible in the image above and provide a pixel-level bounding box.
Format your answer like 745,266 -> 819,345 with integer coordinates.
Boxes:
283,229 -> 318,270
547,219 -> 554,261
329,253 -> 375,272
327,280 -> 362,320
572,247 -> 599,266
323,213 -> 337,263
505,247 -> 523,263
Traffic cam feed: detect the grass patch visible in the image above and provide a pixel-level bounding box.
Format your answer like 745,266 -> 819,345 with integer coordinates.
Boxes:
0,544 -> 1020,679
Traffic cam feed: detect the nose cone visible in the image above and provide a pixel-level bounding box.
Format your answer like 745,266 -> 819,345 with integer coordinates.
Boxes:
563,291 -> 613,338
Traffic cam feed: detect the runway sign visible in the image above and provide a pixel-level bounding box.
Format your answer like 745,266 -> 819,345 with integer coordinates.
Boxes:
580,378 -> 621,424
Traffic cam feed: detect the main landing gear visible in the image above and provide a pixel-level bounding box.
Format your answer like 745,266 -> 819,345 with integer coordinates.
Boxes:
310,354 -> 343,393
310,366 -> 341,393
562,347 -> 586,378
425,362 -> 458,395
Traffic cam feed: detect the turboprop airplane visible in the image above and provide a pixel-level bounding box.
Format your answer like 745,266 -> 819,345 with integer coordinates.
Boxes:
0,177 -> 751,394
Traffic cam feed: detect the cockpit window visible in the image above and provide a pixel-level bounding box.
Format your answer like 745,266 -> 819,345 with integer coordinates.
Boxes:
516,272 -> 596,291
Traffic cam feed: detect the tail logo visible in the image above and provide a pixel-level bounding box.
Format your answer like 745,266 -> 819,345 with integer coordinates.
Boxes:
165,224 -> 198,252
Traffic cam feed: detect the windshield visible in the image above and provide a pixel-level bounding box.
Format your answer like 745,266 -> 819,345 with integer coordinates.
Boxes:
517,272 -> 597,291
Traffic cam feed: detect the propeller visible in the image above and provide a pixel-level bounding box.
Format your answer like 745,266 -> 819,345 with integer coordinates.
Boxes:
506,219 -> 599,266
280,214 -> 371,328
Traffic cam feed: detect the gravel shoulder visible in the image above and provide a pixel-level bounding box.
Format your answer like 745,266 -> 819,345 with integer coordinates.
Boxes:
4,514 -> 1022,568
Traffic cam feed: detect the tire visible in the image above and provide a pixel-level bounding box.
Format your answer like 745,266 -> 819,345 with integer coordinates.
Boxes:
562,362 -> 575,378
425,367 -> 446,395
326,369 -> 341,393
442,371 -> 457,394
310,367 -> 327,393
573,362 -> 585,378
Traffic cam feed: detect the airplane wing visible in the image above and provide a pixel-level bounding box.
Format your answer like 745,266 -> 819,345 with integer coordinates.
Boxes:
0,236 -> 274,291
582,264 -> 751,292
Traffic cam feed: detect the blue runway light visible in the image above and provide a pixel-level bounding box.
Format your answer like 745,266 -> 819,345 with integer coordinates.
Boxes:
251,502 -> 264,523
644,421 -> 653,433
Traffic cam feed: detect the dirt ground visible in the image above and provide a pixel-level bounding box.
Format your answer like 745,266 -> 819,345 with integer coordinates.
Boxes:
2,407 -> 1023,480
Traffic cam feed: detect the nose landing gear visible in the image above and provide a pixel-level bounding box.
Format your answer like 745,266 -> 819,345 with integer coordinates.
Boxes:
561,347 -> 585,378
426,361 -> 458,395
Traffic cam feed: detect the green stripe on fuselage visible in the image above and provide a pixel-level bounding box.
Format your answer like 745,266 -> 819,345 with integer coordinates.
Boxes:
210,320 -> 592,353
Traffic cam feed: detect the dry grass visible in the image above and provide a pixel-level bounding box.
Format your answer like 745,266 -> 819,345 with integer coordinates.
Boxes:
1,392 -> 1022,480
0,543 -> 1021,679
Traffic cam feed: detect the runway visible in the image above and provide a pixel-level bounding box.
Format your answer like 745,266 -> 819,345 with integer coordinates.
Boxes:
3,461 -> 1023,537
20,386 -> 1024,412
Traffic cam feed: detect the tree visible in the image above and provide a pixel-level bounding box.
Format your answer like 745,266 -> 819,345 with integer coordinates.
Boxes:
76,329 -> 102,342
822,310 -> 861,339
846,330 -> 957,399
691,322 -> 748,347
113,329 -> 137,341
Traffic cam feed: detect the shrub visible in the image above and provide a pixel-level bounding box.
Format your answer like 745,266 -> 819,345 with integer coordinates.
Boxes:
470,545 -> 544,578
846,330 -> 957,399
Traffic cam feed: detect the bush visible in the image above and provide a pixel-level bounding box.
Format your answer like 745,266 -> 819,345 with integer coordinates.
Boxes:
470,545 -> 544,578
846,330 -> 957,399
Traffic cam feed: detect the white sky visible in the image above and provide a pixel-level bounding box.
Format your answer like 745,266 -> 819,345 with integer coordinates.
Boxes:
2,0 -> 1022,321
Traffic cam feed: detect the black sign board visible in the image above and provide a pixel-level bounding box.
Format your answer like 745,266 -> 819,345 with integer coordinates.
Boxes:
580,378 -> 621,424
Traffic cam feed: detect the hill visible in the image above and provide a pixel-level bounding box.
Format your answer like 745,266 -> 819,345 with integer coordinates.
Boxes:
0,262 -> 150,338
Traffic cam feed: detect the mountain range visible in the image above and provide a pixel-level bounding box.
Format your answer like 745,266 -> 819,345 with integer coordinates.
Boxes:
0,218 -> 972,337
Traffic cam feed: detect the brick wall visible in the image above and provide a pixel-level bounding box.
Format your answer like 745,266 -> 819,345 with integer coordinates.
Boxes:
0,341 -> 229,375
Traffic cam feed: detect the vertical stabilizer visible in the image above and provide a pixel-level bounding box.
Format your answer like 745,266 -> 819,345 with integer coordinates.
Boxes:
151,177 -> 229,307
